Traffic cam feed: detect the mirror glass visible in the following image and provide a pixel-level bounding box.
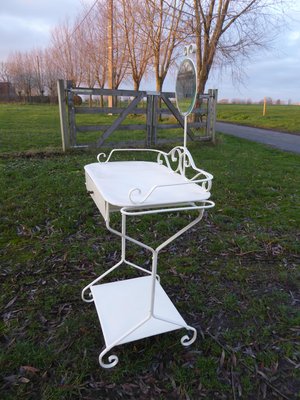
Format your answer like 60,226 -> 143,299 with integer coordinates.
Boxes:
175,58 -> 197,116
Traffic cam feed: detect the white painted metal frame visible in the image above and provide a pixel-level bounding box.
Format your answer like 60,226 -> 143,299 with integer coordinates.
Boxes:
96,146 -> 213,204
80,48 -> 215,368
81,146 -> 214,369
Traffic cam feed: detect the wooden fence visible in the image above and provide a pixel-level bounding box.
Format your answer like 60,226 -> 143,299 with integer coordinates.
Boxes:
57,80 -> 217,151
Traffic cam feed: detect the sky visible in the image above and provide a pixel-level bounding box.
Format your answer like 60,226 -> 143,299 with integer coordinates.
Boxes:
0,0 -> 300,103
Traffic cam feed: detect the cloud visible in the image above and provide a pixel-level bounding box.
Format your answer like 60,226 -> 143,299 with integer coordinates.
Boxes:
0,14 -> 50,56
0,0 -> 80,24
288,31 -> 300,42
207,11 -> 300,103
0,0 -> 93,59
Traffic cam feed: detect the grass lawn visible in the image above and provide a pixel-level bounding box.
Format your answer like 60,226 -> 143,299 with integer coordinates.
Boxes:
0,103 -> 205,153
0,104 -> 62,153
217,104 -> 300,134
0,104 -> 299,399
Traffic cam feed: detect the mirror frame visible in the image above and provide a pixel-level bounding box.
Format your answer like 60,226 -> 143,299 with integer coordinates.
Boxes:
175,58 -> 197,117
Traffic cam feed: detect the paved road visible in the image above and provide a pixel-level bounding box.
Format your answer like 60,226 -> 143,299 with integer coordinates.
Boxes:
216,122 -> 300,154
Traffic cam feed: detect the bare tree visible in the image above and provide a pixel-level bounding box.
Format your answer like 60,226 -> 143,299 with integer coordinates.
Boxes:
7,51 -> 35,99
50,19 -> 83,86
73,8 -> 97,106
0,61 -> 11,82
109,1 -> 129,89
119,0 -> 152,91
184,0 -> 289,96
142,0 -> 186,93
44,47 -> 60,101
79,0 -> 109,85
77,11 -> 97,91
31,48 -> 45,96
79,1 -> 108,105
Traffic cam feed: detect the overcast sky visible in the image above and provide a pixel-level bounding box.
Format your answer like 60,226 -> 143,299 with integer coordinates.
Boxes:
1,0 -> 300,103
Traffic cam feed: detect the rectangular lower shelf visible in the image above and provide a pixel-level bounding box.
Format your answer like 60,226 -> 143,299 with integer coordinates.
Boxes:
91,276 -> 187,347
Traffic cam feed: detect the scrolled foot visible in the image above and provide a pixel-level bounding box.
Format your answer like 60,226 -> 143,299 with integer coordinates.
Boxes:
81,287 -> 94,303
99,352 -> 119,369
181,326 -> 197,346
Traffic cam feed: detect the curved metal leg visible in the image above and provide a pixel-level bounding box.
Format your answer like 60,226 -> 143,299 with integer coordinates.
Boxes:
98,314 -> 151,368
82,208 -> 206,369
99,348 -> 119,369
81,287 -> 94,303
181,326 -> 197,346
153,312 -> 197,347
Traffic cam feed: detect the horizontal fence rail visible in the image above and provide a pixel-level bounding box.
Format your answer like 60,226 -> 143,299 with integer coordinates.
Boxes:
57,80 -> 217,151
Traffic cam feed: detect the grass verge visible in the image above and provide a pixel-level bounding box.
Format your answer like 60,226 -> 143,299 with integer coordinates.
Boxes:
217,104 -> 300,134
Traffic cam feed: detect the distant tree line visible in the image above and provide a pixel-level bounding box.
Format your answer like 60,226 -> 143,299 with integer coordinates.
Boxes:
0,0 -> 288,103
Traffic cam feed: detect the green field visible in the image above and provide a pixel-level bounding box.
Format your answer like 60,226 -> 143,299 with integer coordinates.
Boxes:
0,103 -> 188,153
0,104 -> 299,399
0,103 -> 299,155
0,104 -> 62,153
217,104 -> 300,134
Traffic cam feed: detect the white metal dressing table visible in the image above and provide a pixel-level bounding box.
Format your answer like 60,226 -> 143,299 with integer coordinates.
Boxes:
81,54 -> 215,369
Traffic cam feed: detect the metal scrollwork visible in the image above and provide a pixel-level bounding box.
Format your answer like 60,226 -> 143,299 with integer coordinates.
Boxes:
129,188 -> 143,204
99,351 -> 119,369
81,286 -> 94,303
181,326 -> 197,346
97,152 -> 107,163
127,146 -> 213,205
157,147 -> 195,175
94,146 -> 212,206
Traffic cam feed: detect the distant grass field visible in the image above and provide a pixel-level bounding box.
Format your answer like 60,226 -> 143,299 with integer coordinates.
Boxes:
0,103 -> 299,399
0,103 -> 187,152
0,103 -> 299,155
0,104 -> 62,152
217,104 -> 300,134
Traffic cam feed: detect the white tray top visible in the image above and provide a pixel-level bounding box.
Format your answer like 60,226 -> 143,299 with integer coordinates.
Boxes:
85,161 -> 211,208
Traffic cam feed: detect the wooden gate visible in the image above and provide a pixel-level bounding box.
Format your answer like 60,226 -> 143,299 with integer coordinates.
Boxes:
57,80 -> 217,151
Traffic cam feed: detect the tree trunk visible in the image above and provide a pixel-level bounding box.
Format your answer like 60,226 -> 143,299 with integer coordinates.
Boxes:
156,76 -> 163,121
155,75 -> 162,93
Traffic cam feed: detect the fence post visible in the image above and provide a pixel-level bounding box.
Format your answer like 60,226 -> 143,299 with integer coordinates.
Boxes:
211,89 -> 218,144
146,91 -> 159,147
57,79 -> 69,152
152,94 -> 159,146
146,95 -> 153,147
67,80 -> 76,147
208,89 -> 218,144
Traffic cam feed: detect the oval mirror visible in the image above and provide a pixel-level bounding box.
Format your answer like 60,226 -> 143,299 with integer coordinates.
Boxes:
175,58 -> 197,116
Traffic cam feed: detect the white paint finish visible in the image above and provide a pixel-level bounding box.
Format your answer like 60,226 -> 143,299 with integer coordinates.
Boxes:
91,276 -> 186,347
85,160 -> 211,209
